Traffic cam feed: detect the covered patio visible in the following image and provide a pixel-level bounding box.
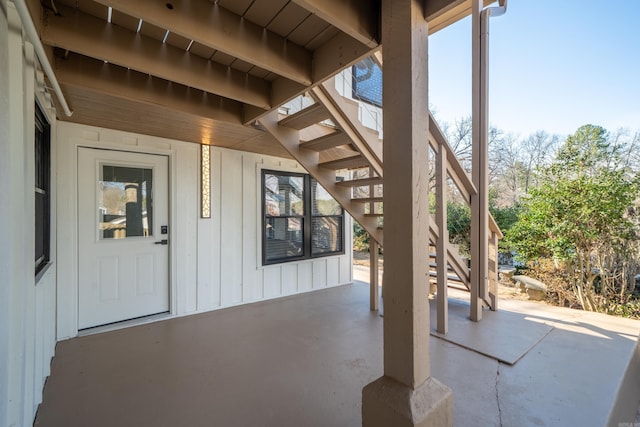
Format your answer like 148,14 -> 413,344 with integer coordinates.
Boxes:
35,279 -> 640,426
3,0 -> 640,425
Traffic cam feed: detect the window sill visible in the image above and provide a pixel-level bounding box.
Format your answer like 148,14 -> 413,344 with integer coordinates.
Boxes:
260,251 -> 347,268
35,261 -> 53,284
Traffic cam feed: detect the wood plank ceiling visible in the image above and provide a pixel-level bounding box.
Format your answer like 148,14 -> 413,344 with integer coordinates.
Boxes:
36,0 -> 482,158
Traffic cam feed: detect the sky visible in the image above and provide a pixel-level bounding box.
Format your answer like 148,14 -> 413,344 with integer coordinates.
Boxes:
429,0 -> 640,139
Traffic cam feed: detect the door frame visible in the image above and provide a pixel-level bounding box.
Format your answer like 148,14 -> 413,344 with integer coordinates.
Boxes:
57,134 -> 177,338
77,147 -> 171,329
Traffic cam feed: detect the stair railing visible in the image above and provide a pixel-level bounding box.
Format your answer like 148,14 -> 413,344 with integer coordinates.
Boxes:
328,64 -> 503,315
275,61 -> 503,326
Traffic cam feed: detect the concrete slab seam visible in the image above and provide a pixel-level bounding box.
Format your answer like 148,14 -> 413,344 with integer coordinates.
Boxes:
430,324 -> 556,366
509,326 -> 555,366
495,361 -> 503,427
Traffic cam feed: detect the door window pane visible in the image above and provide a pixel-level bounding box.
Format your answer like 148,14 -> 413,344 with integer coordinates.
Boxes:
99,165 -> 153,239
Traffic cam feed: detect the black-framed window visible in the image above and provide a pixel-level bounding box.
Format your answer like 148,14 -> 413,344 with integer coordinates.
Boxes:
263,170 -> 344,265
352,57 -> 382,108
35,103 -> 51,275
310,178 -> 343,255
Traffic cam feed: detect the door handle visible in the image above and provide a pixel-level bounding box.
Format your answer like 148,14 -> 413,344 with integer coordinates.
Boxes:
154,239 -> 168,245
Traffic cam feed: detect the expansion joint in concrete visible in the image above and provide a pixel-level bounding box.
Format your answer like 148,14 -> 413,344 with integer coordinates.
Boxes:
495,361 -> 503,427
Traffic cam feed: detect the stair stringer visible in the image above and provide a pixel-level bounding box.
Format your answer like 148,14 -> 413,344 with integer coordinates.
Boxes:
311,80 -> 383,176
316,81 -> 477,296
428,221 -> 470,287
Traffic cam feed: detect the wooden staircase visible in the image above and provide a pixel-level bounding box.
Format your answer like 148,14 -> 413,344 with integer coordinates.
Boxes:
260,80 -> 384,246
429,243 -> 469,292
259,78 -> 502,332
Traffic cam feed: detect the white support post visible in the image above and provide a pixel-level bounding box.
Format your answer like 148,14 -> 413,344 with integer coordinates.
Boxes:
362,0 -> 452,425
436,144 -> 448,334
470,0 -> 487,322
472,0 -> 506,318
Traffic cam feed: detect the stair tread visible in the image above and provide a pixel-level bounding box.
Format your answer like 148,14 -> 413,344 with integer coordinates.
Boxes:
352,196 -> 383,203
444,283 -> 472,292
428,271 -> 465,281
266,79 -> 500,310
428,261 -> 466,270
429,253 -> 469,262
319,154 -> 369,170
279,103 -> 330,130
300,131 -> 351,151
336,177 -> 384,187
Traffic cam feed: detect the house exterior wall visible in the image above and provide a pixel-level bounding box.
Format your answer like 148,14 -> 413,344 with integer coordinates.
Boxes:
1,2 -> 352,423
56,122 -> 354,339
0,5 -> 10,424
0,2 -> 58,426
1,2 -> 355,422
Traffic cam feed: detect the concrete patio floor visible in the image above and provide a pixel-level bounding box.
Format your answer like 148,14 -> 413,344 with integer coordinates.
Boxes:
35,275 -> 640,427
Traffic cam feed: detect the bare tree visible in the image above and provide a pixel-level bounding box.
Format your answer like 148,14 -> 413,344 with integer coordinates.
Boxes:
489,134 -> 523,205
520,131 -> 559,193
612,128 -> 640,174
447,116 -> 473,169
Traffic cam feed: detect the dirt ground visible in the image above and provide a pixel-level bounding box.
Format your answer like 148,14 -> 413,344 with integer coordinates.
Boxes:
352,250 -> 381,266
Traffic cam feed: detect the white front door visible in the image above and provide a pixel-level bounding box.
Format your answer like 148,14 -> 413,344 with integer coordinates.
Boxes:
78,148 -> 170,329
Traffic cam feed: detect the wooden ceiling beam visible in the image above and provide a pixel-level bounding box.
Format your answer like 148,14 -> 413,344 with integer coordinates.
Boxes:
311,32 -> 374,83
241,0 -> 484,123
290,0 -> 379,48
243,31 -> 374,124
41,4 -> 271,109
93,0 -> 313,85
54,53 -> 243,125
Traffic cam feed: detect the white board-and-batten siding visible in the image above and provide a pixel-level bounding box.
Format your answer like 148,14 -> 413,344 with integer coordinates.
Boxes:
56,122 -> 354,339
1,4 -> 58,425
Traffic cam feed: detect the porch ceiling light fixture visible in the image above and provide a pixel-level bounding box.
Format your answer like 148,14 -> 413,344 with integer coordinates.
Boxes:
201,144 -> 212,218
